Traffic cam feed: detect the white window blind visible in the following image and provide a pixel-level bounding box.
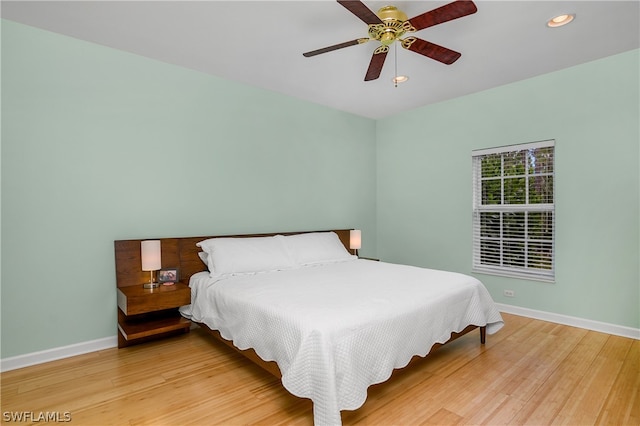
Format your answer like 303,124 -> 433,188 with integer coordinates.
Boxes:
472,140 -> 555,282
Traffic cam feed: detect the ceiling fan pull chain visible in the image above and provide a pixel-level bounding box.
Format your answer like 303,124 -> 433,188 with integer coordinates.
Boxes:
394,43 -> 398,87
392,42 -> 410,85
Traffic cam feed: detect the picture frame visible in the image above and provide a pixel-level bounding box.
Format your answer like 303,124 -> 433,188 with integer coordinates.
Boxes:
158,268 -> 179,284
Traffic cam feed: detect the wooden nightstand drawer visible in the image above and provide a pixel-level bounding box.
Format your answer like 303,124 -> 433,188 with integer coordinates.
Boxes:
117,282 -> 191,315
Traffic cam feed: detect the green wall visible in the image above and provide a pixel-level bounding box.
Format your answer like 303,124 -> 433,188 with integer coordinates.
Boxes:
2,19 -> 638,361
377,49 -> 639,329
1,21 -> 377,358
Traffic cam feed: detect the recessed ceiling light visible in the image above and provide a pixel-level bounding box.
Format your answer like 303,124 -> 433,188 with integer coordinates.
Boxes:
392,75 -> 409,84
547,14 -> 575,28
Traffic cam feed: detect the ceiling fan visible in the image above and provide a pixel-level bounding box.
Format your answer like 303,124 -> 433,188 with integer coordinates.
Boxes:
303,0 -> 477,81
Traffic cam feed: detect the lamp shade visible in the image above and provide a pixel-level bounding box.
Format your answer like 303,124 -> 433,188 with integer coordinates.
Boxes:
349,229 -> 362,250
141,240 -> 161,271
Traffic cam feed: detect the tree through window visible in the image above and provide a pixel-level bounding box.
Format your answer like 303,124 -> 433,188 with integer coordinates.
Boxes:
472,140 -> 555,281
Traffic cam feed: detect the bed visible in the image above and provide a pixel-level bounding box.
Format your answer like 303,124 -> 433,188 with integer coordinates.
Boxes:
114,229 -> 503,425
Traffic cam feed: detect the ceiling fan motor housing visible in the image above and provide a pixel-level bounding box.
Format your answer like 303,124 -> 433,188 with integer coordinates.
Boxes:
377,5 -> 407,21
369,6 -> 415,46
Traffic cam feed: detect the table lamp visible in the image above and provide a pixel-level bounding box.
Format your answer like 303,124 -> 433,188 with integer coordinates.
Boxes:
141,240 -> 161,289
349,229 -> 361,256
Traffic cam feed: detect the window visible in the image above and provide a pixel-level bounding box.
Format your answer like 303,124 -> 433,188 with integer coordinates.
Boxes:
472,140 -> 555,282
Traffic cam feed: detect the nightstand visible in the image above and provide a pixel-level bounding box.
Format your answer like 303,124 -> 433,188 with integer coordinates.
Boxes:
117,282 -> 191,348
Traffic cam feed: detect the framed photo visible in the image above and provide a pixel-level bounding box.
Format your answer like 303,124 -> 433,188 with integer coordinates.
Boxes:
158,268 -> 179,284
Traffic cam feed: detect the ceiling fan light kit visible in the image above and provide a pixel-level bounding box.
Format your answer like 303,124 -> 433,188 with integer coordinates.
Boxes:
303,0 -> 478,82
547,14 -> 575,28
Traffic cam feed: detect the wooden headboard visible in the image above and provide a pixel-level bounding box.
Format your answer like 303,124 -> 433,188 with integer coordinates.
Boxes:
114,229 -> 353,288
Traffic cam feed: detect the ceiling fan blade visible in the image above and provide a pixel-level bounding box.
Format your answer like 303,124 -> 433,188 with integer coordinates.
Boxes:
403,38 -> 461,65
364,49 -> 388,81
408,0 -> 477,31
337,0 -> 383,25
303,38 -> 368,57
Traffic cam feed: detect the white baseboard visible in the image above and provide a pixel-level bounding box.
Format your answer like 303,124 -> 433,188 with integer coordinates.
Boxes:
2,306 -> 638,372
1,335 -> 118,372
496,303 -> 640,340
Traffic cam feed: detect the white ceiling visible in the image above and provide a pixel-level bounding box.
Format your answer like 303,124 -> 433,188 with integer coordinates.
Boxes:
2,1 -> 639,119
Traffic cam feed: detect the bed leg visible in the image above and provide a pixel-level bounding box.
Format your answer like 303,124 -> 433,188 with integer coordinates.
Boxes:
480,326 -> 486,344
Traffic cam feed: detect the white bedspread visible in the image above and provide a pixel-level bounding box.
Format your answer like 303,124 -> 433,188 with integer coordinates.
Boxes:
180,259 -> 503,425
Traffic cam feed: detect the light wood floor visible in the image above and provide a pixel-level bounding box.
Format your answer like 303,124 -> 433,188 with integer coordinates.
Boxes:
2,313 -> 638,425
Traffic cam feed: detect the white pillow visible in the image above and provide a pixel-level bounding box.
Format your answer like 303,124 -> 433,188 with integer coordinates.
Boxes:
196,235 -> 294,277
197,251 -> 209,267
284,232 -> 356,265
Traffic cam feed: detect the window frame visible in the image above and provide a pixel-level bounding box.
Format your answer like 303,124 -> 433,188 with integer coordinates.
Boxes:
472,140 -> 555,282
